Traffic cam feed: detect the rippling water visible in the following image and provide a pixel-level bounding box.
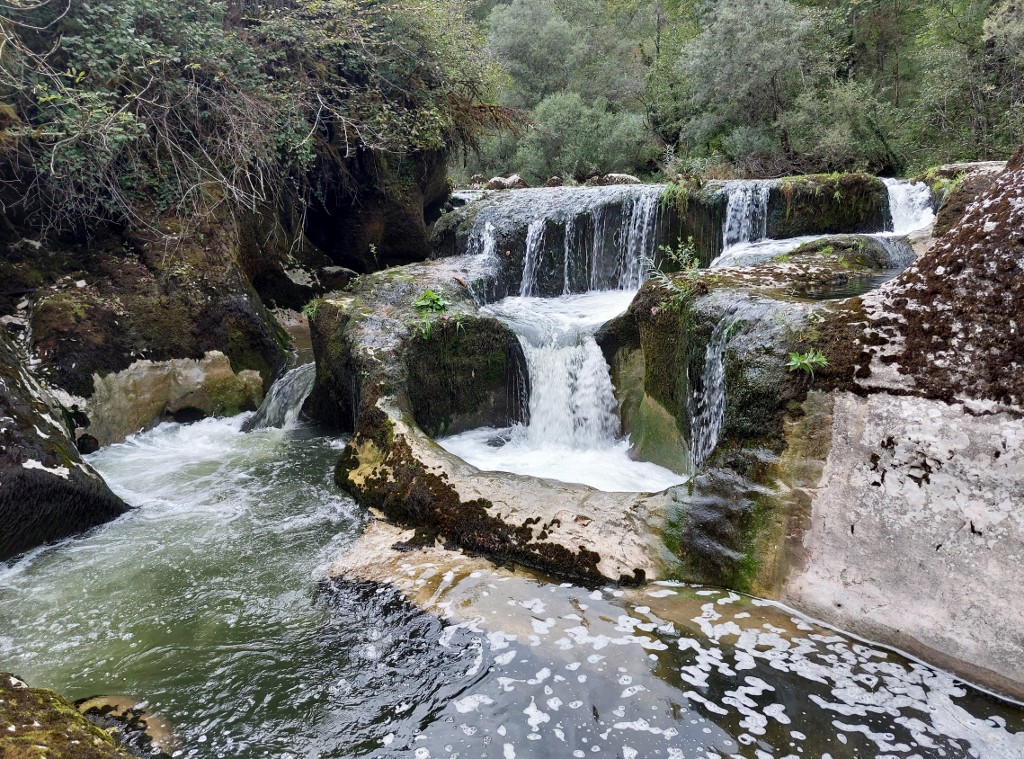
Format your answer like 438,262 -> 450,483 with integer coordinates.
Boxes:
1,416 -> 1023,758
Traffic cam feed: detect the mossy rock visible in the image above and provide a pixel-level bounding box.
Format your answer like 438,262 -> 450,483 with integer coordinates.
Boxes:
0,330 -> 128,561
768,173 -> 890,239
0,674 -> 132,758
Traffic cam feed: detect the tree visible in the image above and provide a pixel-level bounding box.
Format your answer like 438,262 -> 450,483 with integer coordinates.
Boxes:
676,0 -> 832,168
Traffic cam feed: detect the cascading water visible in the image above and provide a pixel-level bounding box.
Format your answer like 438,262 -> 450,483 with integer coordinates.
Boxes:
519,218 -> 546,297
711,178 -> 933,270
463,184 -> 664,296
884,177 -> 937,234
440,291 -> 685,493
722,180 -> 772,249
688,318 -> 733,470
242,363 -> 316,431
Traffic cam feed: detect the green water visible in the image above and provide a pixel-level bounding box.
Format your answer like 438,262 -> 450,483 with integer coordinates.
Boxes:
2,415 -> 1024,758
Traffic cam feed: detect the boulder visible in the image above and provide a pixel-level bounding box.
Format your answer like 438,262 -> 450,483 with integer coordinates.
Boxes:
484,174 -> 529,190
545,176 -> 564,187
0,674 -> 133,758
0,330 -> 128,562
586,173 -> 642,186
82,351 -> 264,446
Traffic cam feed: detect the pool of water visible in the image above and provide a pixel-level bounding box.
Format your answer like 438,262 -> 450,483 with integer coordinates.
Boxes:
2,417 -> 1023,758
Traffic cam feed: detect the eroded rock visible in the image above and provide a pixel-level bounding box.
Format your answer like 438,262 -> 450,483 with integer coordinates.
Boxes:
0,330 -> 128,562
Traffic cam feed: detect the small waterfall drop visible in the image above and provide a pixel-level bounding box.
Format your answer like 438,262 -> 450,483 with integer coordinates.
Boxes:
520,219 -> 546,296
243,363 -> 316,431
884,178 -> 936,234
687,319 -> 732,470
439,292 -> 685,493
722,181 -> 772,250
458,184 -> 664,296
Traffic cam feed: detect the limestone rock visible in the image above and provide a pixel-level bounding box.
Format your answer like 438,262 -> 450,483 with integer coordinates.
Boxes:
585,173 -> 642,186
484,174 -> 529,190
84,351 -> 264,446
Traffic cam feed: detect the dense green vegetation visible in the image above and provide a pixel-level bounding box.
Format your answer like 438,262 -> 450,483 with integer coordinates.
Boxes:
0,0 -> 498,234
461,0 -> 1024,182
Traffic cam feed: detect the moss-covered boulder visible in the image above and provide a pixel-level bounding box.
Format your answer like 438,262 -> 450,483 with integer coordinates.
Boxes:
0,674 -> 132,758
0,330 -> 128,562
767,173 -> 890,239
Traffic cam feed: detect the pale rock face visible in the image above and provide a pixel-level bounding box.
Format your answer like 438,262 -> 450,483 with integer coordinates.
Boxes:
85,351 -> 263,446
783,392 -> 1024,699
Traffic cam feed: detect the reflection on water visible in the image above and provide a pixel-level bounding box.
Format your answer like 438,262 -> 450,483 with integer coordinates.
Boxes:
0,417 -> 1021,758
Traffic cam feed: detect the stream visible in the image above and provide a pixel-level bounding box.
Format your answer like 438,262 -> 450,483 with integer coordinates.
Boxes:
2,181 -> 1023,758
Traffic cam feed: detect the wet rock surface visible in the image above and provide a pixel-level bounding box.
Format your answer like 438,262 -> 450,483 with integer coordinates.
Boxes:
306,256 -> 674,583
0,330 -> 128,562
82,351 -> 264,446
0,673 -> 132,758
328,521 -> 1024,758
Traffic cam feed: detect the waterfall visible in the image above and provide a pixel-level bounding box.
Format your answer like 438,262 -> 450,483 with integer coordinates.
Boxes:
722,181 -> 772,250
520,219 -> 546,297
619,189 -> 660,289
520,336 -> 620,450
562,217 -> 576,295
439,291 -> 685,493
457,185 -> 664,297
884,178 -> 935,235
687,318 -> 732,469
243,363 -> 316,432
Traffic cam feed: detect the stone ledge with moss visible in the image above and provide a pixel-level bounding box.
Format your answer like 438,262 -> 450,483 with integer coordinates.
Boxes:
0,674 -> 132,758
595,154 -> 1024,698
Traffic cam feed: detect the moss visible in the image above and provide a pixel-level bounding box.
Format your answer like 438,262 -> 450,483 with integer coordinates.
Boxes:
768,173 -> 890,239
404,316 -> 525,437
0,674 -> 132,758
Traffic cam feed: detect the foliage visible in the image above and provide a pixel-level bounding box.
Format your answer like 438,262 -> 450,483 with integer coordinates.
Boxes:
461,0 -> 1023,181
644,236 -> 704,310
413,289 -> 448,314
787,349 -> 829,381
301,298 -> 322,321
0,0 -> 497,235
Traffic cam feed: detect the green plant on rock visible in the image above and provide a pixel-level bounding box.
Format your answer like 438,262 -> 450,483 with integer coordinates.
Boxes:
787,349 -> 828,381
301,298 -> 322,320
413,289 -> 448,314
644,237 -> 703,311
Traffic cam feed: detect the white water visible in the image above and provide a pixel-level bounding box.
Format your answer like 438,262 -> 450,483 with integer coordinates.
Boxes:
688,318 -> 733,469
885,177 -> 937,234
243,363 -> 316,431
711,179 -> 933,269
722,180 -> 772,249
463,184 -> 664,296
440,291 -> 686,493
